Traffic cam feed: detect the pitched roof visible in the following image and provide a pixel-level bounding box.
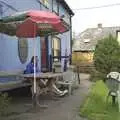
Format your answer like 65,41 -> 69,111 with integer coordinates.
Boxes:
59,0 -> 74,16
73,25 -> 120,52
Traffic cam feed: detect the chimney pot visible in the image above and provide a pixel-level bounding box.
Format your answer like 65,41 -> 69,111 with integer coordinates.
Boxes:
98,23 -> 102,28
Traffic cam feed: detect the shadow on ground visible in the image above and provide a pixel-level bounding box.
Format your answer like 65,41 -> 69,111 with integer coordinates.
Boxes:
1,73 -> 91,120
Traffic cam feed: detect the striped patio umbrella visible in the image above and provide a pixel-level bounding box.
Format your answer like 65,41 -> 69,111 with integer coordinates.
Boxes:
0,10 -> 69,36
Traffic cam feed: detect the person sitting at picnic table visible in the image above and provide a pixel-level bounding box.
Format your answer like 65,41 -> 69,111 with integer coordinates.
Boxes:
24,56 -> 40,74
24,56 -> 68,96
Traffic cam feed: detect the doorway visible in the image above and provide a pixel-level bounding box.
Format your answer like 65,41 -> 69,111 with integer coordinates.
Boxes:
41,36 -> 48,72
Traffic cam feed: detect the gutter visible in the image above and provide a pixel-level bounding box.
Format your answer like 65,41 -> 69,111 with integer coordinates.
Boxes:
59,0 -> 74,16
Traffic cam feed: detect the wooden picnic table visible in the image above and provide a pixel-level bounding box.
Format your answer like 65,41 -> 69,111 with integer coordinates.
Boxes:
21,72 -> 68,107
23,72 -> 63,79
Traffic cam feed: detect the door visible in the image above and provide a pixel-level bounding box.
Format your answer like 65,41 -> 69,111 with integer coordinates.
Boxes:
41,37 -> 48,72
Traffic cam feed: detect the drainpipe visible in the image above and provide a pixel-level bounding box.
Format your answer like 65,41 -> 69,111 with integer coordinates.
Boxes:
70,15 -> 73,65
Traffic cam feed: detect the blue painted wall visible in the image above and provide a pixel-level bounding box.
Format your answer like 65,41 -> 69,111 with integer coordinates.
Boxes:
0,0 -> 72,79
0,34 -> 41,71
0,0 -> 43,72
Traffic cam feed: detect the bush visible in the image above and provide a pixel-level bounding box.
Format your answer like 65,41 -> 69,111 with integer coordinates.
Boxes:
94,34 -> 120,80
80,80 -> 120,120
90,69 -> 105,82
0,93 -> 11,116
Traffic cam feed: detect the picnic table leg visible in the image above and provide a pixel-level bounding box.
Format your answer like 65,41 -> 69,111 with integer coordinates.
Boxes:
77,66 -> 80,84
47,78 -> 68,96
31,80 -> 48,108
46,78 -> 61,94
68,83 -> 72,95
31,81 -> 39,107
32,93 -> 37,107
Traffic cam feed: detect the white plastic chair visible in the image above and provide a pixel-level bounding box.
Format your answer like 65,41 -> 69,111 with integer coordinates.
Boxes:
57,65 -> 78,95
106,72 -> 120,112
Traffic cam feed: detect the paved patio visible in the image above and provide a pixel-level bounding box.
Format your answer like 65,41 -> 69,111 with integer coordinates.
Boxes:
2,73 -> 91,120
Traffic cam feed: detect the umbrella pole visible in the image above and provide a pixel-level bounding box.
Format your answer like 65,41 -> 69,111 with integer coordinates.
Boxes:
33,24 -> 37,108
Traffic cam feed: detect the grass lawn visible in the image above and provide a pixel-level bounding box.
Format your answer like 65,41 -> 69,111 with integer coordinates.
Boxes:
80,80 -> 120,120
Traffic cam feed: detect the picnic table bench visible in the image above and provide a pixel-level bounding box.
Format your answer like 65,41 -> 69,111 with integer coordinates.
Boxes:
0,70 -> 31,92
56,65 -> 79,95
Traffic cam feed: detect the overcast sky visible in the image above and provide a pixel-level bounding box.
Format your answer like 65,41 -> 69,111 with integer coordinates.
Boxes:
66,0 -> 120,34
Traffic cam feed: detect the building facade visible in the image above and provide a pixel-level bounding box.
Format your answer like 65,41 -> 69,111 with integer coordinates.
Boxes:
72,24 -> 120,64
0,0 -> 74,75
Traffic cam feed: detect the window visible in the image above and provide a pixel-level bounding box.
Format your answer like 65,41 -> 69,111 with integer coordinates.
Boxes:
52,0 -> 58,13
52,37 -> 61,61
59,4 -> 65,17
18,38 -> 28,64
40,0 -> 49,8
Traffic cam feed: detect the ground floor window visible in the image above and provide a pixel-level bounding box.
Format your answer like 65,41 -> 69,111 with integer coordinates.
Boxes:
18,38 -> 28,64
52,36 -> 61,62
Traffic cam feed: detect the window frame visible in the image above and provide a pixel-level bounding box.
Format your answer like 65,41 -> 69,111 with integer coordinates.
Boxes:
39,0 -> 49,9
52,0 -> 59,15
52,36 -> 61,62
18,38 -> 28,64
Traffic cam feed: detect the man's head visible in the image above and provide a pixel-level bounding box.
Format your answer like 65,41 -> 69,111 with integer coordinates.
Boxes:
31,56 -> 39,64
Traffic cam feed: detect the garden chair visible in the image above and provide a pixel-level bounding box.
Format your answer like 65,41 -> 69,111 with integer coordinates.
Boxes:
57,65 -> 78,95
106,72 -> 120,112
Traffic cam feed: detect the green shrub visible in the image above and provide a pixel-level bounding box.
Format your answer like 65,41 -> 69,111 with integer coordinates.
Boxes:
80,80 -> 120,120
94,34 -> 120,80
90,69 -> 105,82
0,93 -> 11,116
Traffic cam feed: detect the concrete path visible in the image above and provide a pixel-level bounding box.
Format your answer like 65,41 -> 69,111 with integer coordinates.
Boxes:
4,73 -> 91,120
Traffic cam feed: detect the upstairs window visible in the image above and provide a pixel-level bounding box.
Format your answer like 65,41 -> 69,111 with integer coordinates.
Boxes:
40,0 -> 49,8
52,0 -> 58,14
59,4 -> 65,17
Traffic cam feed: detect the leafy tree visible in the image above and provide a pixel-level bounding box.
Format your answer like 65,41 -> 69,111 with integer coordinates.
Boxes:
93,34 -> 120,80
